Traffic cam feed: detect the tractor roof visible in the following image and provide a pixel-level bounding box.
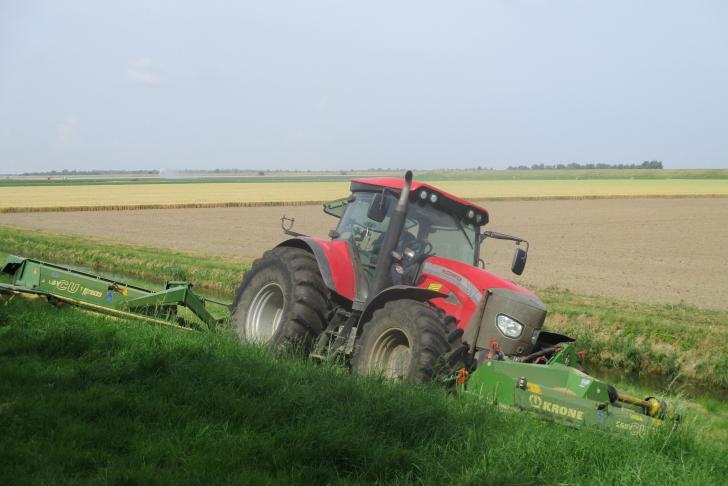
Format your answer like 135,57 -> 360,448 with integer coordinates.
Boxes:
351,177 -> 489,224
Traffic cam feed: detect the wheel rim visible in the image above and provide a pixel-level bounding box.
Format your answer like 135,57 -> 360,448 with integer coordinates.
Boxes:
367,328 -> 412,379
245,283 -> 285,341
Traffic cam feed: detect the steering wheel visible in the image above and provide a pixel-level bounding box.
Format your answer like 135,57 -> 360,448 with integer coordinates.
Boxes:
352,223 -> 370,242
397,232 -> 434,262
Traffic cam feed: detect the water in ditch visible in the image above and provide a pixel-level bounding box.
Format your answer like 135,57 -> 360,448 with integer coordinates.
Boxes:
587,363 -> 728,402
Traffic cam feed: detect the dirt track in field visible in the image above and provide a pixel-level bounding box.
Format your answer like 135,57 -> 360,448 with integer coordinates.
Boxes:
1,198 -> 727,310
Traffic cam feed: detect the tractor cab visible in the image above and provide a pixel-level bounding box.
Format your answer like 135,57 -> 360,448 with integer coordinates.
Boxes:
326,178 -> 489,284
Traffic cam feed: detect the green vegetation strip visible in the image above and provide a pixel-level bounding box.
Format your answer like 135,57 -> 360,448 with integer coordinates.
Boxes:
1,298 -> 727,484
3,168 -> 728,187
2,225 -> 727,391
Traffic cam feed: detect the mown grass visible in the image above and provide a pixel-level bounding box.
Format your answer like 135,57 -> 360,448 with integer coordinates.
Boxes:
1,297 -> 727,484
3,225 -> 727,392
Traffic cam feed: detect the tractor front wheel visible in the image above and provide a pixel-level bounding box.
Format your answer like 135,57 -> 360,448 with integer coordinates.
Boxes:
351,299 -> 450,383
230,247 -> 328,348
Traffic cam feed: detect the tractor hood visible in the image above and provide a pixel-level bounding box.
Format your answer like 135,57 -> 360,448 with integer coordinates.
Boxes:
420,256 -> 536,302
418,256 -> 547,356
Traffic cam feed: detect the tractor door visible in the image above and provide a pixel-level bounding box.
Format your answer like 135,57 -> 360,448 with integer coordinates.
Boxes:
332,192 -> 395,279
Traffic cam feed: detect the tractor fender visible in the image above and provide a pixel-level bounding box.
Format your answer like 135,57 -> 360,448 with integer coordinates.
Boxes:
356,285 -> 446,333
275,237 -> 365,303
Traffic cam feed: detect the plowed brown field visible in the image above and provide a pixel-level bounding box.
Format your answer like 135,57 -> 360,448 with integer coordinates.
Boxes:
1,198 -> 726,309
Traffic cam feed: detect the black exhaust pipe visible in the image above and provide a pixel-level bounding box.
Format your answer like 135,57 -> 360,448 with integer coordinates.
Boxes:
368,170 -> 413,301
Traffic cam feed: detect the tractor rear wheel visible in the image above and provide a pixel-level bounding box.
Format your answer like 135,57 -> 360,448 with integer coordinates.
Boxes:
230,247 -> 328,348
351,299 -> 450,383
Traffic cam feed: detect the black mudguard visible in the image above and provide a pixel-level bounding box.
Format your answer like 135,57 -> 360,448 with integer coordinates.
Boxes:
357,285 -> 445,333
533,331 -> 576,350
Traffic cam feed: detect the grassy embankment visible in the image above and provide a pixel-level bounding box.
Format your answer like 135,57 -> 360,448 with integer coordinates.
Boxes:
2,296 -> 728,484
2,169 -> 728,213
2,226 -> 726,394
0,226 -> 243,297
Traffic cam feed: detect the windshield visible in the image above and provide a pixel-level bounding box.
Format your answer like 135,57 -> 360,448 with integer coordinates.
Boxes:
335,192 -> 479,266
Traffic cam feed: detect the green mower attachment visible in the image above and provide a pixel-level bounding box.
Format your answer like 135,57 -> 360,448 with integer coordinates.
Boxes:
463,343 -> 673,436
0,255 -> 228,329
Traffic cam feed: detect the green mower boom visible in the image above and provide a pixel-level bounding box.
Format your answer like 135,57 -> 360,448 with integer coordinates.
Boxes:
0,255 -> 226,329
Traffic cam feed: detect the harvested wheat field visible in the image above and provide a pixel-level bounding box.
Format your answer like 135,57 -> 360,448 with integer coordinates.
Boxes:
2,179 -> 728,211
2,197 -> 726,310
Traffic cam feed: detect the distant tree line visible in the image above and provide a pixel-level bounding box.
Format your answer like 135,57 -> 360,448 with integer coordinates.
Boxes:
507,161 -> 663,170
21,169 -> 158,176
19,162 -> 663,177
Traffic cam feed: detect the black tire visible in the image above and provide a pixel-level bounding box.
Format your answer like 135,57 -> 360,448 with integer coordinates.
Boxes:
351,299 -> 451,383
230,247 -> 328,348
436,318 -> 472,382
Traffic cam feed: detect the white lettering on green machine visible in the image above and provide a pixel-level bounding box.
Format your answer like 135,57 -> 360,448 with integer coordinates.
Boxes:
528,394 -> 584,421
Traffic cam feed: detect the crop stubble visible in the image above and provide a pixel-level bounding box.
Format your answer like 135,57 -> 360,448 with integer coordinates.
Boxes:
1,198 -> 726,310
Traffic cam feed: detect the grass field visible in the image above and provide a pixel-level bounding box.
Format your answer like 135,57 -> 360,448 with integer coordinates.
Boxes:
2,176 -> 728,212
2,226 -> 727,393
1,297 -> 727,484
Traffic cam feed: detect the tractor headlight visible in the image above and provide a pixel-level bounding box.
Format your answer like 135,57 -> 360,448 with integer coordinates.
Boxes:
496,314 -> 524,338
420,190 -> 428,200
467,209 -> 475,219
429,193 -> 438,203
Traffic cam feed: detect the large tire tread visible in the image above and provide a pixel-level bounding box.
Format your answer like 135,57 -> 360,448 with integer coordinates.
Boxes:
352,299 -> 452,383
231,247 -> 329,345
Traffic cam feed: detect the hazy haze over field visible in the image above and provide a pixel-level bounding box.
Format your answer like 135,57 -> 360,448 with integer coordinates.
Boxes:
1,1 -> 726,173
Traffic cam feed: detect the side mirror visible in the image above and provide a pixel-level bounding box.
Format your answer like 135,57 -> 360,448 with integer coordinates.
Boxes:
511,247 -> 527,275
367,193 -> 390,222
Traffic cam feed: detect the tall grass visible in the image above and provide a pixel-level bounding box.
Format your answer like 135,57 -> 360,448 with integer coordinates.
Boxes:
1,298 -> 726,484
542,290 -> 728,391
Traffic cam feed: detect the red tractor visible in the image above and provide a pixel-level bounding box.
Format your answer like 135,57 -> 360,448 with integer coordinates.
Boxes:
231,171 -> 567,381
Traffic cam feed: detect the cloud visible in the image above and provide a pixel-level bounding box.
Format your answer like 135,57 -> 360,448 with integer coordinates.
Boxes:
127,57 -> 163,86
57,117 -> 79,147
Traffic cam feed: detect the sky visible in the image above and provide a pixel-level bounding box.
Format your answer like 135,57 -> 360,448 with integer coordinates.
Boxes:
0,1 -> 726,173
